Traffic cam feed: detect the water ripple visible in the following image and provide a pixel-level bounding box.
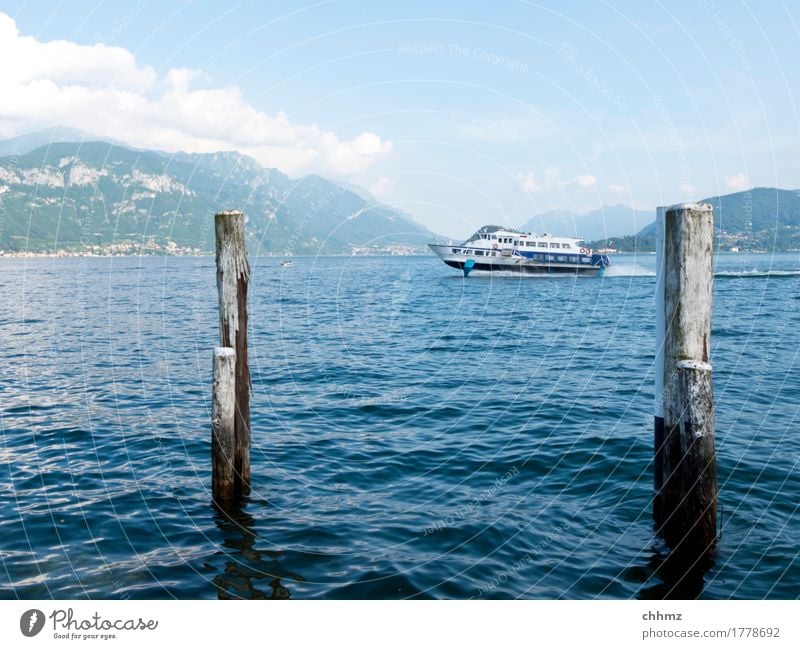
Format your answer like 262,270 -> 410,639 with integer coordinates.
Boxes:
0,253 -> 798,598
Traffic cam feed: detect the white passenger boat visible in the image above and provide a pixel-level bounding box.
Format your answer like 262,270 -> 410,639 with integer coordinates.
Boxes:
429,225 -> 610,276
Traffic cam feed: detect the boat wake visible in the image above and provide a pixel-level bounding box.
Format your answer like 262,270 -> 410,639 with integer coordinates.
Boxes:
604,264 -> 656,277
714,269 -> 800,278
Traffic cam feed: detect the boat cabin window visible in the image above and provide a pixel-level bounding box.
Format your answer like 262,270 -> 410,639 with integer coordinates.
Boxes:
562,243 -> 571,248
550,243 -> 559,248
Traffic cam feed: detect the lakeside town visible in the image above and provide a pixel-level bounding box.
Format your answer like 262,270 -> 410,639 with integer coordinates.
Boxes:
0,240 -> 424,258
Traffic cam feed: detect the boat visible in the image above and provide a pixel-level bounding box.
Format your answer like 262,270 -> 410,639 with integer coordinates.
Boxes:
429,225 -> 610,276
280,259 -> 293,267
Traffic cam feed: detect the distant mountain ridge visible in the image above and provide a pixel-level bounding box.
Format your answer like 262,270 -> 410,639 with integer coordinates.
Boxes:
519,204 -> 652,241
0,138 -> 439,254
0,126 -> 131,158
4,132 -> 797,254
595,188 -> 800,251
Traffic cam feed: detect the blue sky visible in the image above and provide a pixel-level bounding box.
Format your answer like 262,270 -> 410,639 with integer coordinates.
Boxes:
1,0 -> 798,237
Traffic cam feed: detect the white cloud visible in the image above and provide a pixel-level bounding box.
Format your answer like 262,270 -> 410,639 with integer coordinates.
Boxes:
607,183 -> 627,195
575,174 -> 596,188
516,169 -> 559,193
724,172 -> 750,191
368,175 -> 395,197
0,14 -> 155,90
516,171 -> 541,193
0,13 -> 391,177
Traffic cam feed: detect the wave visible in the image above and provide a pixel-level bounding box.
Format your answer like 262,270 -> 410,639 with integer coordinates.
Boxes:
604,264 -> 656,277
714,269 -> 800,278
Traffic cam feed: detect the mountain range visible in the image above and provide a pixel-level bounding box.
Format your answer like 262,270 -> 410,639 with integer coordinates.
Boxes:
0,136 -> 438,254
519,204 -> 652,242
591,188 -> 800,252
2,132 -> 799,254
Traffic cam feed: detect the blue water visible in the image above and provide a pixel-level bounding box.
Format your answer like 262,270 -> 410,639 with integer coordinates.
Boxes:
1,252 -> 798,599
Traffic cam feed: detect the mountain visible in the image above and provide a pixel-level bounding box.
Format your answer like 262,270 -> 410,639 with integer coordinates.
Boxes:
0,126 -> 130,158
0,140 -> 439,254
331,179 -> 382,205
519,204 -> 652,241
595,188 -> 800,252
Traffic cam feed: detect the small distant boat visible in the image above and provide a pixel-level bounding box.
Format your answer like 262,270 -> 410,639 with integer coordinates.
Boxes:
280,259 -> 293,267
429,225 -> 610,277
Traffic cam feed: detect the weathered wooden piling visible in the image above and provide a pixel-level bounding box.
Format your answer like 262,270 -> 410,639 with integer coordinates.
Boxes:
212,347 -> 236,506
214,210 -> 251,502
654,203 -> 717,551
654,206 -> 666,518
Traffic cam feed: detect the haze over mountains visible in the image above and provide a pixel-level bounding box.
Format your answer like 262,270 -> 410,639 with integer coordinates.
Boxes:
2,131 -> 799,254
519,205 -> 653,242
519,188 -> 800,252
0,134 -> 438,254
599,188 -> 800,251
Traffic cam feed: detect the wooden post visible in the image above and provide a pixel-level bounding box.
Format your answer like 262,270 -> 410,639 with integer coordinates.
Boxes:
215,210 -> 251,500
655,203 -> 717,551
654,206 -> 666,522
212,347 -> 236,506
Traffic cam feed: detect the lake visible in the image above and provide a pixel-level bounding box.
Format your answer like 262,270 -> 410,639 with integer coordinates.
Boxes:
0,252 -> 798,598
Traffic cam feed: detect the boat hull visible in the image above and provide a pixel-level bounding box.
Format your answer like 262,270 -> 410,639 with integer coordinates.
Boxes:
442,259 -> 601,275
429,244 -> 605,276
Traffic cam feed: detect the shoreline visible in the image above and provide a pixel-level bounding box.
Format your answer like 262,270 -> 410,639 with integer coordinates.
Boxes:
0,251 -> 437,259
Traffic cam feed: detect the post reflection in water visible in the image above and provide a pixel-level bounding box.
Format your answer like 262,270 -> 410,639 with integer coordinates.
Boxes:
212,504 -> 301,599
638,543 -> 716,600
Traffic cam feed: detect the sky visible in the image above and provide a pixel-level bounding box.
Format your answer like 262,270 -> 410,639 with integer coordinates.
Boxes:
1,0 -> 798,238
